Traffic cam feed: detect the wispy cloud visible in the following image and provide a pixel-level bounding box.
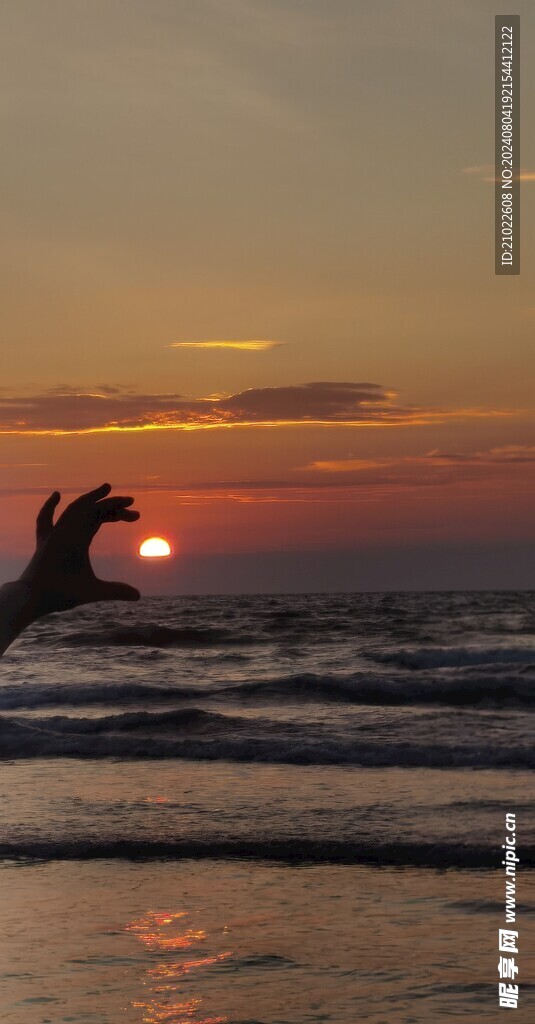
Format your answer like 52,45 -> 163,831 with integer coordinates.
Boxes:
309,458 -> 388,473
426,445 -> 535,465
462,165 -> 535,183
0,383 -> 520,436
307,446 -> 535,473
1,447 -> 534,504
169,340 -> 283,351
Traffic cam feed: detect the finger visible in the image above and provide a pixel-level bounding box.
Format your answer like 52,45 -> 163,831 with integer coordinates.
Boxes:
95,496 -> 135,512
59,483 -> 114,530
72,483 -> 112,508
98,507 -> 140,523
35,491 -> 61,545
86,507 -> 139,544
93,580 -> 141,602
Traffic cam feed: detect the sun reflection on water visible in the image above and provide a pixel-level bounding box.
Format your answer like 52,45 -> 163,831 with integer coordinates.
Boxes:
131,999 -> 227,1024
126,908 -> 231,1023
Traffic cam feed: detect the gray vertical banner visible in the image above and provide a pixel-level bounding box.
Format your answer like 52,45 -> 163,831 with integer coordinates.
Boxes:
495,15 -> 520,274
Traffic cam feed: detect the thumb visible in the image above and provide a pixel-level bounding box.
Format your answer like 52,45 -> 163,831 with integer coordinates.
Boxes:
93,580 -> 141,603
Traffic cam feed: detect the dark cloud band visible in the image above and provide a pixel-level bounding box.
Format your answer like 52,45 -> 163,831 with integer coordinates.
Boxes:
0,382 -> 516,435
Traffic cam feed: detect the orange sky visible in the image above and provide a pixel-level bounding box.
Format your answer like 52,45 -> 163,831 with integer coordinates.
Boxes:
0,1 -> 533,591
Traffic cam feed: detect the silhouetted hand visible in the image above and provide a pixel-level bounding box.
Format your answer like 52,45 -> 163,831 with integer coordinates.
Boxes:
19,483 -> 141,618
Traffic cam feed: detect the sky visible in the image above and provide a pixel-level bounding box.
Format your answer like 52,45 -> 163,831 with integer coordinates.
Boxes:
0,0 -> 533,592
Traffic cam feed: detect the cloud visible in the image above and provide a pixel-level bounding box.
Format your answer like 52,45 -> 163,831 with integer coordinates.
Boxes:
0,382 -> 519,436
1,447 -> 534,503
169,340 -> 283,351
427,445 -> 535,465
310,458 -> 391,473
307,446 -> 535,474
462,165 -> 535,183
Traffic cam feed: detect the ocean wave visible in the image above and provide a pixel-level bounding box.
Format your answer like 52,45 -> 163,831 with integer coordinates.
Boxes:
0,836 -> 531,869
450,900 -> 535,915
0,706 -> 232,735
372,645 -> 535,670
1,712 -> 533,767
32,623 -> 259,648
231,671 -> 535,707
1,667 -> 534,712
0,681 -> 203,710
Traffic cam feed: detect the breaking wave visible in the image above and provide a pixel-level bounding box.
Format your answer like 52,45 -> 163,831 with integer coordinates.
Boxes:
231,671 -> 535,707
1,669 -> 534,712
1,711 -> 533,767
0,835 -> 528,869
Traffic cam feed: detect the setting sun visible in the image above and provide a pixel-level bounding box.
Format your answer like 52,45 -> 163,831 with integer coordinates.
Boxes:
138,537 -> 172,558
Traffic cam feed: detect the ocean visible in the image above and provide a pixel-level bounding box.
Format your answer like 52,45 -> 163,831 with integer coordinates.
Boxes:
0,591 -> 534,1023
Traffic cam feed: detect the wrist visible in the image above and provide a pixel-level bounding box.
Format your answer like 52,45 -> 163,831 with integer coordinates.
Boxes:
0,579 -> 40,655
1,578 -> 41,628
